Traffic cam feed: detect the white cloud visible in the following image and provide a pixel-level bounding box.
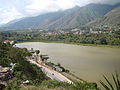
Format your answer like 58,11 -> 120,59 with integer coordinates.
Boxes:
0,8 -> 23,24
26,0 -> 76,14
0,0 -> 120,24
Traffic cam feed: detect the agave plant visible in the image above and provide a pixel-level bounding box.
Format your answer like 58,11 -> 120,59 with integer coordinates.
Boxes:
100,72 -> 120,90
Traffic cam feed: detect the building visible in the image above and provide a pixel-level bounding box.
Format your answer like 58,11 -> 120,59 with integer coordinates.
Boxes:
53,65 -> 64,72
21,80 -> 30,85
3,40 -> 14,45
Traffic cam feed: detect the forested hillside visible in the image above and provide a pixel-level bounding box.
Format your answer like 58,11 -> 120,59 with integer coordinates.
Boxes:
2,3 -> 119,30
0,42 -> 47,89
87,6 -> 120,26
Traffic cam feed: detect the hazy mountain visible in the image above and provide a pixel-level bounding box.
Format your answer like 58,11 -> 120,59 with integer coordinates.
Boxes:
1,17 -> 25,28
87,6 -> 120,26
2,3 -> 120,30
0,24 -> 4,27
45,3 -> 115,30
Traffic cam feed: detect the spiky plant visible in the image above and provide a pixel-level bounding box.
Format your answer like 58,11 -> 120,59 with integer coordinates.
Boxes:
100,72 -> 120,90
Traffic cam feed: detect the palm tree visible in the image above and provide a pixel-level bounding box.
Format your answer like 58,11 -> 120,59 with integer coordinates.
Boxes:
100,72 -> 120,90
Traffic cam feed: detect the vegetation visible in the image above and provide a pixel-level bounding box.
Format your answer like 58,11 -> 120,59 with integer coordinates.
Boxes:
20,80 -> 99,90
87,7 -> 120,27
1,28 -> 120,46
0,42 -> 47,89
100,72 -> 120,90
43,33 -> 120,46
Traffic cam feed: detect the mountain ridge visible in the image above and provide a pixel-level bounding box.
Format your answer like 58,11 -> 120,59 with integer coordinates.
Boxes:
87,6 -> 120,26
1,3 -> 120,30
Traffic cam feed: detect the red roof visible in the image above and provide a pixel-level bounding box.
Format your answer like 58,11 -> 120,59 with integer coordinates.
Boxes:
4,40 -> 11,43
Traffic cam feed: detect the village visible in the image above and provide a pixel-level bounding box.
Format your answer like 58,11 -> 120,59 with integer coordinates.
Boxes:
36,25 -> 118,36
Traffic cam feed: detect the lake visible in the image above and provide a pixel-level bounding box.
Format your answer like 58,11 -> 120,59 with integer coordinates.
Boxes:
16,42 -> 120,84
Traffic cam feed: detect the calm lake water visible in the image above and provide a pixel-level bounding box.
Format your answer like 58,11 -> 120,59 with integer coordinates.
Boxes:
16,42 -> 120,83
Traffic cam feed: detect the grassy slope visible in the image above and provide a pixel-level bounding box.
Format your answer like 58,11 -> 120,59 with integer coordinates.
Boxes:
87,6 -> 120,26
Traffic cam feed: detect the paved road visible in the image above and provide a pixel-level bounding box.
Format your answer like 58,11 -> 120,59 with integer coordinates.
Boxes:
27,58 -> 73,84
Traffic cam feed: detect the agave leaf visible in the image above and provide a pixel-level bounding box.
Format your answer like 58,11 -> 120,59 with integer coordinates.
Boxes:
115,72 -> 120,89
116,78 -> 120,89
99,80 -> 110,90
115,71 -> 119,78
112,74 -> 118,89
103,75 -> 114,90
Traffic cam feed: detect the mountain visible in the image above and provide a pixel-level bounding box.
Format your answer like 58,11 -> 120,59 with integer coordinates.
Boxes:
0,24 -> 4,27
43,4 -> 114,30
87,6 -> 120,26
2,3 -> 120,30
0,18 -> 26,29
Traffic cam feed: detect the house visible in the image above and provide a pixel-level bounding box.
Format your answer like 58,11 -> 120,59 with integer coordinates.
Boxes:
3,40 -> 14,45
74,30 -> 86,35
21,80 -> 30,85
53,65 -> 64,72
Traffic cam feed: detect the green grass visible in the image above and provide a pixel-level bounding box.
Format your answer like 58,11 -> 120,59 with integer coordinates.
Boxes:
20,80 -> 99,90
20,85 -> 67,90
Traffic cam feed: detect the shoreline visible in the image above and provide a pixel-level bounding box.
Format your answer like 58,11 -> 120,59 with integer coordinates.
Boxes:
17,40 -> 120,48
27,56 -> 74,84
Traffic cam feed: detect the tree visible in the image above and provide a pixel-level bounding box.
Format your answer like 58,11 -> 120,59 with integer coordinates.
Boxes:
100,72 -> 120,90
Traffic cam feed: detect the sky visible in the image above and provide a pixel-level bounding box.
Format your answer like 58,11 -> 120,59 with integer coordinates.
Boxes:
0,0 -> 120,24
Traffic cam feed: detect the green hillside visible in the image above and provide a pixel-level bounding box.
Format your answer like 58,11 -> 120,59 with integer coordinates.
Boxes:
87,6 -> 120,26
2,3 -> 118,30
44,4 -> 113,30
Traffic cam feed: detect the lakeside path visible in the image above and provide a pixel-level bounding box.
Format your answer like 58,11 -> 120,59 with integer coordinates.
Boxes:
27,58 -> 73,84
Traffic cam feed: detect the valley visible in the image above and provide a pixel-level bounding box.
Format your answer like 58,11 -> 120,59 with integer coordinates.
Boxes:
0,1 -> 120,90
